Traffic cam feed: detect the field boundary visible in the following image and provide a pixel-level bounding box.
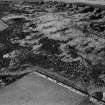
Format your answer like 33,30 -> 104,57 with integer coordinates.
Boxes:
31,66 -> 105,104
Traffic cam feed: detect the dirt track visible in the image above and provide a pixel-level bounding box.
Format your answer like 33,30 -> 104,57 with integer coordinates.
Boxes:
1,0 -> 105,6
44,0 -> 105,7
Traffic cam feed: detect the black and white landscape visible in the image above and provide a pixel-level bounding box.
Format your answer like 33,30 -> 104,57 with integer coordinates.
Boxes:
0,0 -> 105,105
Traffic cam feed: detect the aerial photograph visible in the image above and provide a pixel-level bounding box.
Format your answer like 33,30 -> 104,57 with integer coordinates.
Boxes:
0,0 -> 105,105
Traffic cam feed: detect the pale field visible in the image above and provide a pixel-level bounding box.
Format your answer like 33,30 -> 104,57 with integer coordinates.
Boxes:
0,72 -> 83,105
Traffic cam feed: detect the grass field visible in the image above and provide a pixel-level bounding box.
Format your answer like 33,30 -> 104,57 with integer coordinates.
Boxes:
0,72 -> 83,105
